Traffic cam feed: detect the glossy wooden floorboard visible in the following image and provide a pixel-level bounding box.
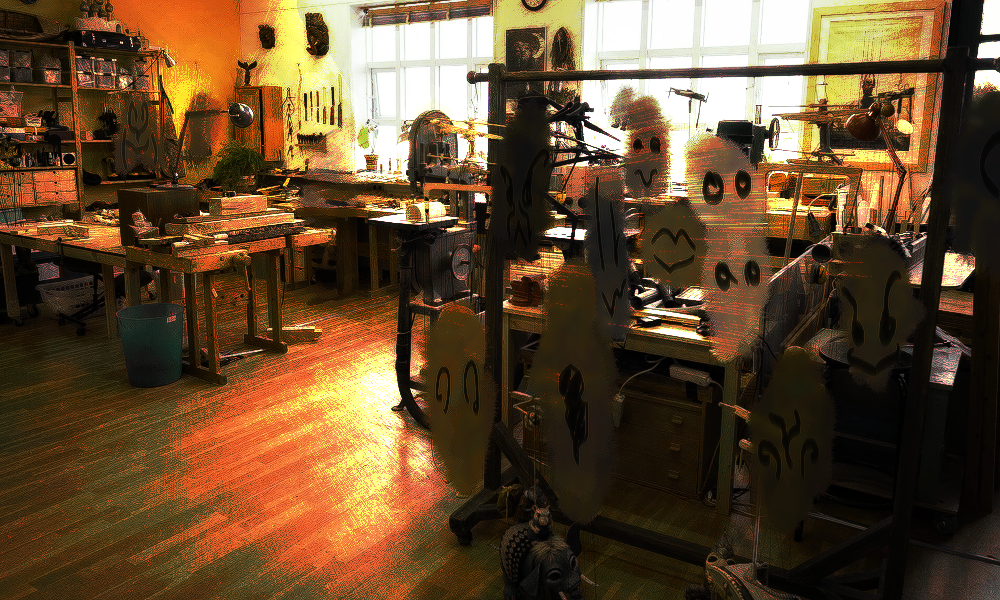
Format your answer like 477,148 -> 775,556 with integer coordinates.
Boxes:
1,271 -> 996,599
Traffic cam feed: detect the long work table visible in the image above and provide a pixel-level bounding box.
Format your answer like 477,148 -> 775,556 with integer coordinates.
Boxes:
1,222 -> 335,385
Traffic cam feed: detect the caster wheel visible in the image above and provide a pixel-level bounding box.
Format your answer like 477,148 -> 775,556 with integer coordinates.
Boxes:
76,327 -> 86,336
933,513 -> 958,535
13,317 -> 24,327
26,304 -> 39,318
58,317 -> 66,326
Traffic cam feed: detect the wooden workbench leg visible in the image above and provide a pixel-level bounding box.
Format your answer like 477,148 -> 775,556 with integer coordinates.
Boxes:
334,217 -> 358,298
102,263 -> 119,338
715,363 -> 740,515
158,268 -> 171,304
184,272 -> 200,369
2,243 -> 20,321
369,222 -> 379,292
246,257 -> 257,337
244,251 -> 287,353
266,251 -> 282,344
203,271 -> 220,376
124,260 -> 142,307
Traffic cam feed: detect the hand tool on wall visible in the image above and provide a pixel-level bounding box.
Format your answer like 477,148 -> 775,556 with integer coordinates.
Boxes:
337,74 -> 343,128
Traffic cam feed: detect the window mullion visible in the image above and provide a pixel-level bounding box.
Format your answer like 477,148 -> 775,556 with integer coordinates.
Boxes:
639,0 -> 651,93
692,0 -> 704,92
748,0 -> 763,120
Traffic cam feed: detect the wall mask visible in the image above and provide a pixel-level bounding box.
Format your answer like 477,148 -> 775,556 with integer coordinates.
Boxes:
305,13 -> 329,57
258,24 -> 275,49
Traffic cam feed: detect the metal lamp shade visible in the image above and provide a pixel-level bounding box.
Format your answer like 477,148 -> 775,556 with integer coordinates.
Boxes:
228,103 -> 255,128
845,104 -> 882,142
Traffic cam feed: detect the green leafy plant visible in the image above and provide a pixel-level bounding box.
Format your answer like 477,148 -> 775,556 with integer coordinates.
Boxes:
358,119 -> 379,153
212,143 -> 266,191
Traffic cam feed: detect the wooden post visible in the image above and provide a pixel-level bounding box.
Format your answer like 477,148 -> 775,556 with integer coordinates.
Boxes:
101,263 -> 118,338
965,264 -> 1000,511
882,46 -> 968,600
203,271 -> 219,375
1,243 -> 19,320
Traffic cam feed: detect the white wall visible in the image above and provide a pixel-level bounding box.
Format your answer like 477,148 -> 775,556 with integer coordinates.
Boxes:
238,0 -> 362,171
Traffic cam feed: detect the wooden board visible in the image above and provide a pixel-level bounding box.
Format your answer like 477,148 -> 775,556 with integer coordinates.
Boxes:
164,212 -> 295,236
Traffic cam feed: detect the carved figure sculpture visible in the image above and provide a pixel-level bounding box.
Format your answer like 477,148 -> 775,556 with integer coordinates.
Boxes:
499,507 -> 585,600
305,13 -> 329,56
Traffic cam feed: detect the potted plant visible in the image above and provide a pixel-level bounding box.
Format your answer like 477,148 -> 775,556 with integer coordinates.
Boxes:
212,143 -> 266,193
358,119 -> 379,171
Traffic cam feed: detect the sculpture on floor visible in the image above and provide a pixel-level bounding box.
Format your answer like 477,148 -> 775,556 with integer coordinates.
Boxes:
499,506 -> 585,600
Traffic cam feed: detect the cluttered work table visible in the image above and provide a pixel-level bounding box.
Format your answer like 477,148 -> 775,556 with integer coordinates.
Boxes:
0,216 -> 335,385
265,170 -> 413,298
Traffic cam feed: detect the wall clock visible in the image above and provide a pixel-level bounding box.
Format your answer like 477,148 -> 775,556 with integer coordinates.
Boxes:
521,0 -> 547,12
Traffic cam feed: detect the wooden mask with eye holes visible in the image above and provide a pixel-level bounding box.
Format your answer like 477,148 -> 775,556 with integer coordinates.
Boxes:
836,237 -> 923,391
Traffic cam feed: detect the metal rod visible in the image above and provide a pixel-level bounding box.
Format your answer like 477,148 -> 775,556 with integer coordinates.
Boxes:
467,58 -> 997,84
882,46 -> 970,600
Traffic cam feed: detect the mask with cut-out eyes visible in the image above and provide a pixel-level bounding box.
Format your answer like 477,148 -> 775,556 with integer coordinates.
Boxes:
835,237 -> 923,390
425,305 -> 496,495
623,96 -> 670,199
750,348 -> 834,535
492,102 -> 555,260
532,263 -> 615,524
685,134 -> 770,362
582,167 -> 629,342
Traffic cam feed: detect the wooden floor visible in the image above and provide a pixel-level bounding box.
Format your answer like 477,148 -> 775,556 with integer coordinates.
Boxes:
1,271 -> 998,599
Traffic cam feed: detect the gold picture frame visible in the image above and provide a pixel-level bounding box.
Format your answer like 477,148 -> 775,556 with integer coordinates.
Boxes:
805,1 -> 946,173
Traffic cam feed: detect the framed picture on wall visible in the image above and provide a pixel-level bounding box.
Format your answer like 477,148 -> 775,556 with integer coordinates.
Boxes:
506,27 -> 546,98
805,1 -> 946,173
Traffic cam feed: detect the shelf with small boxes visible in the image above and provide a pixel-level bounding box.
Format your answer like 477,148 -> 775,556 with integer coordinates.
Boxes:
0,37 -> 164,217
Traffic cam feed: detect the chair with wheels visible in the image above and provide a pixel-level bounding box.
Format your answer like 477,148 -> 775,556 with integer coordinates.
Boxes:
55,257 -> 153,336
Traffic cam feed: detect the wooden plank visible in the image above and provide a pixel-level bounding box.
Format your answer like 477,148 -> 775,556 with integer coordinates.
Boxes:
164,212 -> 294,236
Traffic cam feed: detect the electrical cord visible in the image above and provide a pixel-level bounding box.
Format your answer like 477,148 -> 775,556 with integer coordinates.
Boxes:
615,355 -> 668,397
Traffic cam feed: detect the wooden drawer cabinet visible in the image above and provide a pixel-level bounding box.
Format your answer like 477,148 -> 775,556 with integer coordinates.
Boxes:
16,170 -> 79,206
614,388 -> 719,498
615,447 -> 699,497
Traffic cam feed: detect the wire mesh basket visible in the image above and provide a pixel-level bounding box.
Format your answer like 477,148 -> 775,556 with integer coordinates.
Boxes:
35,277 -> 124,318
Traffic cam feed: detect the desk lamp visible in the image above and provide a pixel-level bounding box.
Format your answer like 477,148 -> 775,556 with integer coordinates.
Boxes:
845,98 -> 907,232
167,103 -> 256,187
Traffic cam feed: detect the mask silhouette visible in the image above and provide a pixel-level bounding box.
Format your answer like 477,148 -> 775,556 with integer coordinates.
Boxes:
622,96 -> 670,198
836,237 -> 922,388
258,24 -> 275,49
640,201 -> 706,288
560,364 -> 588,466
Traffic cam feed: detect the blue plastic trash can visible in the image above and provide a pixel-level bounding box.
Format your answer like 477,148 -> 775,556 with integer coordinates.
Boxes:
118,303 -> 184,387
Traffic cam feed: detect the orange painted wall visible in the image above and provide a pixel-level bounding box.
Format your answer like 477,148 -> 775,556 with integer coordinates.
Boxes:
9,1 -> 241,194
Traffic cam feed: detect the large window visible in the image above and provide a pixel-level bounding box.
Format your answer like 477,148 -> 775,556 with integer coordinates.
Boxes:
364,17 -> 493,169
584,0 -> 810,180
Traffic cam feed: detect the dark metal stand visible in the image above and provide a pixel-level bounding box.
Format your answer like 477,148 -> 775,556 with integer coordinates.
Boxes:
450,37 -> 994,599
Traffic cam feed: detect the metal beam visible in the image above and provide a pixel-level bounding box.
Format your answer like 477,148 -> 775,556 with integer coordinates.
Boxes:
881,46 -> 971,600
787,517 -> 892,584
467,58 -> 998,84
482,62 -> 506,491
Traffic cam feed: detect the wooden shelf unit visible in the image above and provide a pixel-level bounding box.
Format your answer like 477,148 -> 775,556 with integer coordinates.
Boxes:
0,38 -> 163,216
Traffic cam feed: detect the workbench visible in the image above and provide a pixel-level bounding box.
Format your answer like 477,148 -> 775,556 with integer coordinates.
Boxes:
292,204 -> 401,297
1,223 -> 126,337
263,170 -> 412,298
123,228 -> 334,385
501,300 -> 741,498
2,221 -> 334,385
